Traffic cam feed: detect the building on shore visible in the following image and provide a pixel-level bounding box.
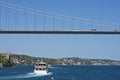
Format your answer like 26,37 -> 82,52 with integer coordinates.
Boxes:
0,52 -> 11,60
0,52 -> 11,67
0,63 -> 2,67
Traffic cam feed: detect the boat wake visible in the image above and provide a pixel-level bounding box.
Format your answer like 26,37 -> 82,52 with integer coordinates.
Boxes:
0,72 -> 53,80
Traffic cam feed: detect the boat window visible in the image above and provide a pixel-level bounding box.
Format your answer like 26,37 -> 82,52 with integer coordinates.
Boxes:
36,68 -> 38,70
42,64 -> 46,66
39,64 -> 46,66
39,68 -> 42,70
43,68 -> 46,70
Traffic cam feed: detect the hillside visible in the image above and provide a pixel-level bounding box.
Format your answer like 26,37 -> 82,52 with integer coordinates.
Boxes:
10,54 -> 120,65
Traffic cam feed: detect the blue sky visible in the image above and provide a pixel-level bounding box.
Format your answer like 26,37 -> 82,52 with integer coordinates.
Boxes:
0,0 -> 120,60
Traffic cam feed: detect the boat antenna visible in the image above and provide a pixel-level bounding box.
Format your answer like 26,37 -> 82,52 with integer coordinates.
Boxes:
41,59 -> 43,62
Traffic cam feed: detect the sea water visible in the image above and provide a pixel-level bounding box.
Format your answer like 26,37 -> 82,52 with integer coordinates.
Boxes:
0,65 -> 120,80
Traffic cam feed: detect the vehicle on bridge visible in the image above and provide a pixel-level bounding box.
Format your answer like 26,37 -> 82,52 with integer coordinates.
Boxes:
72,28 -> 80,31
114,30 -> 119,32
91,29 -> 97,32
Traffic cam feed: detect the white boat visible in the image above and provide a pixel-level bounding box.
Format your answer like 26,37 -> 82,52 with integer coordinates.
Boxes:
34,60 -> 48,75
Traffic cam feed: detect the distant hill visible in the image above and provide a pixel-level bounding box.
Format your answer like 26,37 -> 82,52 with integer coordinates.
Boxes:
10,54 -> 120,65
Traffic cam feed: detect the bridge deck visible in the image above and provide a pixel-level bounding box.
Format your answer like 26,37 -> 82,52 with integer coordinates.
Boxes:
0,30 -> 120,34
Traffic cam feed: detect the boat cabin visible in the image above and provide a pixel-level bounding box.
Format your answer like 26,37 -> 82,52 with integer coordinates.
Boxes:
35,61 -> 47,71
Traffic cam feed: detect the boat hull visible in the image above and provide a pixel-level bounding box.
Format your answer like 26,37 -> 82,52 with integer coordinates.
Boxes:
34,70 -> 48,75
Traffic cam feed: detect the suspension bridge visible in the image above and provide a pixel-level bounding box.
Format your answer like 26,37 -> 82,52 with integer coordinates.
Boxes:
0,1 -> 120,34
